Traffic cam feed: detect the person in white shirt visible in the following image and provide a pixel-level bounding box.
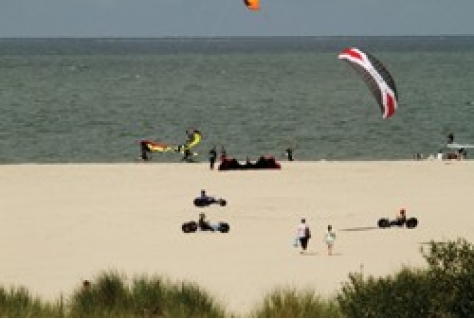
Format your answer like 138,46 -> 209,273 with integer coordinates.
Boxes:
324,225 -> 336,256
437,150 -> 444,160
296,218 -> 311,254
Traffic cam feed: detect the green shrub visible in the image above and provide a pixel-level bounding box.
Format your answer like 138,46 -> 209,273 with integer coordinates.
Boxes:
421,238 -> 474,317
337,238 -> 474,317
337,268 -> 431,317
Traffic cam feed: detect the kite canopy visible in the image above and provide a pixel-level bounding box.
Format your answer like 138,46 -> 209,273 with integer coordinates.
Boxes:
141,140 -> 171,153
243,0 -> 260,11
183,130 -> 202,150
338,47 -> 398,119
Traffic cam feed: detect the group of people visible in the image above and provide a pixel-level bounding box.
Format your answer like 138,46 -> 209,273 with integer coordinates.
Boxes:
415,133 -> 469,161
295,218 -> 336,256
296,208 -> 409,255
440,132 -> 468,160
140,127 -> 297,166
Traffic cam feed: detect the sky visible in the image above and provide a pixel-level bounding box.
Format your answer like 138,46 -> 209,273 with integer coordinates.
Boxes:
1,0 -> 474,38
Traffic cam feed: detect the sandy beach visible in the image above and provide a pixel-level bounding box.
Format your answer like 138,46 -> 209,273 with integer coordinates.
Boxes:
1,160 -> 473,314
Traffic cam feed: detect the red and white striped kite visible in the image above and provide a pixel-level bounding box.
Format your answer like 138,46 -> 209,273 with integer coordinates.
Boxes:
338,47 -> 398,119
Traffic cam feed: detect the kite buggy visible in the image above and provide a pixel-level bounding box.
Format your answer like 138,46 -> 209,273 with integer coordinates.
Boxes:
182,213 -> 230,233
193,190 -> 227,207
378,209 -> 418,229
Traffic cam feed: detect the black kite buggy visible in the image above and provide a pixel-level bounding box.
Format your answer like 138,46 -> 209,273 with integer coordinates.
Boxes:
182,220 -> 230,233
378,217 -> 418,229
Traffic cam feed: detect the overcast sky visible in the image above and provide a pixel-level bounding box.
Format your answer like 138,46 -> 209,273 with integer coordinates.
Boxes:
1,0 -> 474,38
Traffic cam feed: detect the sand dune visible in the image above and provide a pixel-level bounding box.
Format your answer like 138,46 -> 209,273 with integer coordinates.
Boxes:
1,161 -> 473,314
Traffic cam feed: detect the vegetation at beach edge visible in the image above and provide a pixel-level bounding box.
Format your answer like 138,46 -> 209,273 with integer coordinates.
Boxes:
2,238 -> 474,317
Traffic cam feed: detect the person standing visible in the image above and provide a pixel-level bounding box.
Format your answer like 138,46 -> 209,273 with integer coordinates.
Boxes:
324,225 -> 336,256
447,133 -> 454,144
285,147 -> 294,161
181,148 -> 192,162
209,146 -> 217,170
296,218 -> 311,254
139,141 -> 151,161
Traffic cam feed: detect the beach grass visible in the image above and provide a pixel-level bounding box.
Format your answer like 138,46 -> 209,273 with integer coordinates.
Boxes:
0,286 -> 63,317
2,238 -> 474,317
250,287 -> 341,318
67,271 -> 227,317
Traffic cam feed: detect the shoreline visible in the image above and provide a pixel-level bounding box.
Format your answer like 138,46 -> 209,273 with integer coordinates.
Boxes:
1,161 -> 473,313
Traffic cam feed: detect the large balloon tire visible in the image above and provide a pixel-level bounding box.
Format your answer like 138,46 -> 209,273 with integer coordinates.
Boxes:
378,218 -> 390,228
193,198 -> 206,207
219,199 -> 227,207
218,222 -> 230,233
405,218 -> 418,229
182,221 -> 198,233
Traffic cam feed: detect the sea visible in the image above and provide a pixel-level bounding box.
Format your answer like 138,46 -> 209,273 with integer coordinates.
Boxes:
1,36 -> 473,163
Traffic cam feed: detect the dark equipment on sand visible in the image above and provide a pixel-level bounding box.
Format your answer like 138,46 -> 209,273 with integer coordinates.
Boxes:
181,220 -> 230,233
378,217 -> 418,229
193,197 -> 227,207
218,156 -> 281,171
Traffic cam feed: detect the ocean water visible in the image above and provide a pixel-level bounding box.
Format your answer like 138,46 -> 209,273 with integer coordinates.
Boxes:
1,37 -> 473,163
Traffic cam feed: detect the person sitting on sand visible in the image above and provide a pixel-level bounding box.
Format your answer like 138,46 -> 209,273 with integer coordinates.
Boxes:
198,213 -> 214,232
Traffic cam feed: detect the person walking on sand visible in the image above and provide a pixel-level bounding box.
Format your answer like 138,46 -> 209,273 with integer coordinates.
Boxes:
324,225 -> 336,256
296,218 -> 311,254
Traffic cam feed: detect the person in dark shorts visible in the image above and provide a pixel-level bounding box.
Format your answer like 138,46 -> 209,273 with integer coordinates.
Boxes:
181,148 -> 192,162
209,146 -> 217,170
139,141 -> 151,161
447,133 -> 454,144
296,218 -> 311,254
285,147 -> 294,161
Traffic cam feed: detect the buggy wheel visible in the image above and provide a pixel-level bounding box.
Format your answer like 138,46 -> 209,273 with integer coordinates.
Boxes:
378,218 -> 390,228
182,221 -> 198,233
406,218 -> 418,229
218,222 -> 230,233
193,198 -> 206,207
219,199 -> 227,206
